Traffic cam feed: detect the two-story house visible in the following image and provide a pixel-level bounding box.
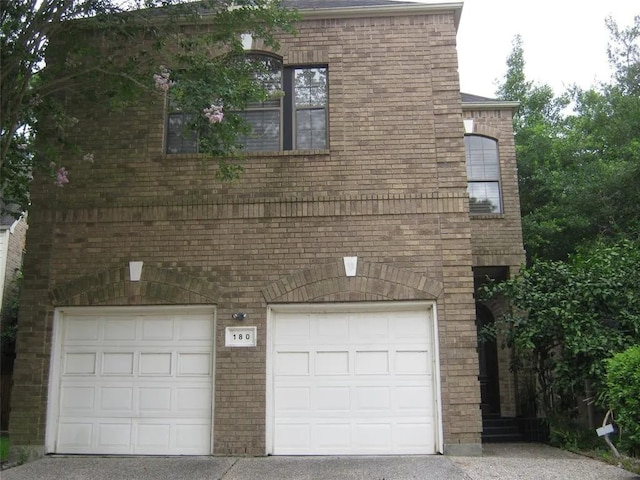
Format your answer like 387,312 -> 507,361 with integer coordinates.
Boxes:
9,0 -> 525,459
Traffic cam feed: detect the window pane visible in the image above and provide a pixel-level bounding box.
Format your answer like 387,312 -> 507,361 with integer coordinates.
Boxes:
295,68 -> 327,108
167,113 -> 197,154
296,108 -> 326,149
294,67 -> 327,149
465,135 -> 499,181
250,55 -> 283,104
237,55 -> 283,151
468,182 -> 501,214
237,109 -> 281,152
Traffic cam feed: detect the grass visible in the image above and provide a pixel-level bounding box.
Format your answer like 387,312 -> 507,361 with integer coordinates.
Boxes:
0,436 -> 9,463
549,419 -> 640,475
577,448 -> 640,475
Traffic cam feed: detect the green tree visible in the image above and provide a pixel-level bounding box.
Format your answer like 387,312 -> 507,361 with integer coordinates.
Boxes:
561,17 -> 640,243
495,36 -> 570,260
1,0 -> 297,215
497,18 -> 640,261
483,240 -> 640,418
606,345 -> 640,456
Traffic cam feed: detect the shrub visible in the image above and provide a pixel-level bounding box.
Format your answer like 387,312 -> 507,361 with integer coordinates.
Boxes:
606,345 -> 640,456
549,417 -> 600,451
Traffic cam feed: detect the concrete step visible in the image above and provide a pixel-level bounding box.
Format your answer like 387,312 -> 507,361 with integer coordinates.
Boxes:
482,416 -> 525,443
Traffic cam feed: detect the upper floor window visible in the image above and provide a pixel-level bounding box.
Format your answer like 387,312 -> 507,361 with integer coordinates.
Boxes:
167,111 -> 198,154
289,67 -> 327,150
236,55 -> 283,151
166,54 -> 328,154
465,135 -> 502,214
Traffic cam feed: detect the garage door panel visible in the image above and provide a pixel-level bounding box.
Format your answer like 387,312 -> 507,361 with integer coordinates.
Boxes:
177,352 -> 211,376
100,386 -> 134,412
139,387 -> 172,412
315,351 -> 349,375
141,319 -> 173,340
97,422 -> 131,449
275,386 -> 310,412
396,385 -> 432,411
355,386 -> 390,410
394,422 -> 434,450
65,319 -> 99,341
176,387 -> 212,414
139,352 -> 172,376
53,309 -> 214,455
316,317 -> 348,341
315,386 -> 350,411
178,318 -> 212,340
316,423 -> 350,449
395,350 -> 429,374
355,350 -> 389,374
275,315 -> 311,343
102,352 -> 134,375
274,423 -> 311,450
64,352 -> 97,375
351,315 -> 389,342
270,305 -> 438,455
57,422 -> 94,449
135,423 -> 171,451
179,423 -> 210,451
391,316 -> 429,339
103,319 -> 136,341
60,386 -> 95,411
276,351 -> 310,375
354,423 -> 391,449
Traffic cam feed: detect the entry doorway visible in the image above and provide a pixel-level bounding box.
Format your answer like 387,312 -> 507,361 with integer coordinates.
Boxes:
476,304 -> 500,417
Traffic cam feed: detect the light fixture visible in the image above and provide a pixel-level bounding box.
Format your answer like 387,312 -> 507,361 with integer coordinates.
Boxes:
232,312 -> 247,321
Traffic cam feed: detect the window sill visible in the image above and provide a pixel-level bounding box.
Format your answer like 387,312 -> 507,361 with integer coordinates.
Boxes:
242,149 -> 331,157
470,213 -> 506,219
153,149 -> 330,161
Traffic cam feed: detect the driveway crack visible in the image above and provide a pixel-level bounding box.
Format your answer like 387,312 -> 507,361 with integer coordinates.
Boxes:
219,458 -> 239,479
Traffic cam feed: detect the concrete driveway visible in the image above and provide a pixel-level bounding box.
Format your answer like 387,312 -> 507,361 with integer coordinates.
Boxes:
2,444 -> 638,480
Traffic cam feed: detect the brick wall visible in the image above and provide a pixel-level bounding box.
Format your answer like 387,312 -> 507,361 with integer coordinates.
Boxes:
7,8 -> 526,457
464,106 -> 525,417
463,107 -> 526,268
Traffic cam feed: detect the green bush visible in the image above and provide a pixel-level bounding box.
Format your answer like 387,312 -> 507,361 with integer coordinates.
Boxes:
0,436 -> 8,463
606,345 -> 640,456
549,417 -> 601,452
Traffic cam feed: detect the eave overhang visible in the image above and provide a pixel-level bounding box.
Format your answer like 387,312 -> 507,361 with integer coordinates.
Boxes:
462,101 -> 520,111
296,2 -> 464,31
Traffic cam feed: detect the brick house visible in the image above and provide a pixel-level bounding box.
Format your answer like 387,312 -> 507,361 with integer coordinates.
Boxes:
10,0 -> 525,458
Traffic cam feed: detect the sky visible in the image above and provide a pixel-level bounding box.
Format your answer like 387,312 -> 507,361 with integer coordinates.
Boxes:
427,0 -> 639,98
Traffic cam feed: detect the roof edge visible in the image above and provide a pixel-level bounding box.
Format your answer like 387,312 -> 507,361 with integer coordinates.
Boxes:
297,2 -> 463,31
462,101 -> 520,110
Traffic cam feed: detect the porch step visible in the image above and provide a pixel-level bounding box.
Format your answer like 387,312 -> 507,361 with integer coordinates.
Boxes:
482,416 -> 525,443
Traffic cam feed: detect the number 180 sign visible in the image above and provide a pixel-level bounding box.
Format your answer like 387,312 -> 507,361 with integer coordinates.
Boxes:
225,326 -> 257,347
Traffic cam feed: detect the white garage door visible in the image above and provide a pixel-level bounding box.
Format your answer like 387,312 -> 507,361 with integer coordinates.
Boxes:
268,303 -> 440,455
48,307 -> 214,455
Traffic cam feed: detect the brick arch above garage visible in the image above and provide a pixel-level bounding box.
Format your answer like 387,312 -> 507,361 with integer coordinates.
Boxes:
49,264 -> 223,306
262,259 -> 443,303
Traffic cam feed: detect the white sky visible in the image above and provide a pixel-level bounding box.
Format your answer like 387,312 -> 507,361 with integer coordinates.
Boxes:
408,0 -> 639,98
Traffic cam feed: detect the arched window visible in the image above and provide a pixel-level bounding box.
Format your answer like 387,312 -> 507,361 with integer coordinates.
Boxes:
464,135 -> 502,214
